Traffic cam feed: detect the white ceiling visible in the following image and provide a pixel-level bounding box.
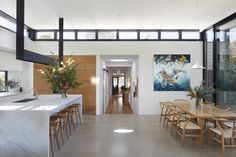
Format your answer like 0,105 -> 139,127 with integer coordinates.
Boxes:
0,0 -> 236,30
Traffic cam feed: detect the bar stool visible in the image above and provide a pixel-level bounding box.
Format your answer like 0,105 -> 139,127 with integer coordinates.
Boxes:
63,107 -> 76,132
56,110 -> 70,145
69,103 -> 82,124
49,116 -> 60,157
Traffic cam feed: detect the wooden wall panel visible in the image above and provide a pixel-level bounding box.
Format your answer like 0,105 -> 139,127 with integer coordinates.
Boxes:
34,63 -> 52,94
34,55 -> 96,115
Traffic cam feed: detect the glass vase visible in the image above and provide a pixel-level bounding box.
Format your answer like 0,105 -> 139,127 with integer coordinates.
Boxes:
195,97 -> 201,107
61,90 -> 67,98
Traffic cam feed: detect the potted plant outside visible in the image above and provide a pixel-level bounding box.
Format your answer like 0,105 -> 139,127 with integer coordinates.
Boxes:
6,79 -> 20,93
0,78 -> 4,91
121,85 -> 130,104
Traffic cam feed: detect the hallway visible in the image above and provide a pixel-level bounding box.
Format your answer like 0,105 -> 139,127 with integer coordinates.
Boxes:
105,95 -> 133,114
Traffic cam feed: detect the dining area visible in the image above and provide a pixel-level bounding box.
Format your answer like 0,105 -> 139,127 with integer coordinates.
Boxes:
159,100 -> 236,157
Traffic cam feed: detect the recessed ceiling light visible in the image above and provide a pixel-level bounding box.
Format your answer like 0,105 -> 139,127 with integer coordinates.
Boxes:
110,59 -> 128,62
113,129 -> 134,134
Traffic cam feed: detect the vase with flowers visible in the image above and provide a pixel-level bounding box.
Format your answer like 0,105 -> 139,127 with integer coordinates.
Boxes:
39,55 -> 81,98
187,81 -> 214,107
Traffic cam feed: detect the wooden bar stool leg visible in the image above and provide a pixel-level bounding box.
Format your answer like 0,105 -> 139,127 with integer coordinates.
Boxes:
59,118 -> 65,145
67,113 -> 72,135
50,133 -> 54,157
55,128 -> 60,151
77,108 -> 82,124
74,109 -> 79,124
63,118 -> 69,139
70,112 -> 76,131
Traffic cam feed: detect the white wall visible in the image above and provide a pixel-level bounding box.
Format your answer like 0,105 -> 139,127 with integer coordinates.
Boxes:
0,50 -> 22,71
0,28 -> 34,92
26,41 -> 203,115
0,27 -> 203,115
131,58 -> 139,113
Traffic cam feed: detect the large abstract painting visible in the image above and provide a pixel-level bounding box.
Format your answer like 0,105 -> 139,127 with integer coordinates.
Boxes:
154,54 -> 190,91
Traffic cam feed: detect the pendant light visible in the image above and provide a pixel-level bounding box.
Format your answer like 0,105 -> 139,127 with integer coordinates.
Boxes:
191,60 -> 205,69
191,3 -> 205,69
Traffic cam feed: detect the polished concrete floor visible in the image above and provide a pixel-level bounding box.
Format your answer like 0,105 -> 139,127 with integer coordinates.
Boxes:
55,115 -> 235,157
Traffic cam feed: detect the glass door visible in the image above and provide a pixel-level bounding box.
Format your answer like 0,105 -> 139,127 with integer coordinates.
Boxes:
217,19 -> 236,105
112,77 -> 119,95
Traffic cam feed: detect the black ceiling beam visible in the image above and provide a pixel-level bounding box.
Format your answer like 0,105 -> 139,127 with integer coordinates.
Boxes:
59,18 -> 64,63
16,0 -> 24,60
16,0 -> 53,65
24,50 -> 53,64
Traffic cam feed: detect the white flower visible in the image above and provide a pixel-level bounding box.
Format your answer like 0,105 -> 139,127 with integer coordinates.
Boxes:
58,67 -> 64,71
38,69 -> 45,74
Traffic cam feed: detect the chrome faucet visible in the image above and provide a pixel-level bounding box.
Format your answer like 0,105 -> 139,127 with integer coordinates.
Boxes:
29,88 -> 38,99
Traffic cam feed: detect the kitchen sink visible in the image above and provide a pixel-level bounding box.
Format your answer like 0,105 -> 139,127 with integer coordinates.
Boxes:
13,98 -> 36,103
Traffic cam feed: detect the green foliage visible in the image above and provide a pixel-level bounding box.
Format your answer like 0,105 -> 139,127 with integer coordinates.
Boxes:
187,82 -> 214,99
39,56 -> 82,93
0,78 -> 4,90
5,79 -> 20,89
121,85 -> 129,93
223,54 -> 236,90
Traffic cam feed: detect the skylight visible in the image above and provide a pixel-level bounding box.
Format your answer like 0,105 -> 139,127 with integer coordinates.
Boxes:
0,16 -> 28,37
0,16 -> 16,32
110,59 -> 129,62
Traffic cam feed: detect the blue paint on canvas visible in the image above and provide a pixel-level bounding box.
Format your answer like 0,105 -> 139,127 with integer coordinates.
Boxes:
153,54 -> 190,91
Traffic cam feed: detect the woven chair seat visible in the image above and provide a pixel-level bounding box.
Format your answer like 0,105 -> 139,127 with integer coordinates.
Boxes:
178,121 -> 201,130
209,127 -> 235,138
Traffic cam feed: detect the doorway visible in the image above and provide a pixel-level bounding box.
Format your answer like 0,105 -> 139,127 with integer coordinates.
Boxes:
106,67 -> 132,114
112,76 -> 125,95
100,55 -> 139,114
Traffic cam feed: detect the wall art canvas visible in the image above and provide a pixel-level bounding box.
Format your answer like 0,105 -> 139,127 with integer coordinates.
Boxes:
153,54 -> 190,91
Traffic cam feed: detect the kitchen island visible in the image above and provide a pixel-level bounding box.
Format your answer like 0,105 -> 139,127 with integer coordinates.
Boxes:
0,94 -> 82,157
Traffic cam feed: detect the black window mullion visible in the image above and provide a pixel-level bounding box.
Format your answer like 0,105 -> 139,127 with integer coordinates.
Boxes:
117,30 -> 119,40
179,30 -> 182,40
137,30 -> 140,40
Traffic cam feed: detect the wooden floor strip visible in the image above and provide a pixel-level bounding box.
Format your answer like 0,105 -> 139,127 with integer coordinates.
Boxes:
105,95 -> 133,114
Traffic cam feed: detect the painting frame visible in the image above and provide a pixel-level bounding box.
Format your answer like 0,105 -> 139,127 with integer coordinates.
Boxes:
153,54 -> 191,91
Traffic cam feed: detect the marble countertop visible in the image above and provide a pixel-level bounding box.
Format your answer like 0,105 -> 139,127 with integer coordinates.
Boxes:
0,94 -> 82,114
0,91 -> 28,98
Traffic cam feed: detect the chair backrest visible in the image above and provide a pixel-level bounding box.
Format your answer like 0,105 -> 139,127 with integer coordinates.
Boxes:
216,120 -> 236,138
160,102 -> 173,113
202,102 -> 215,106
174,99 -> 187,101
164,104 -> 175,117
215,106 -> 231,111
160,102 -> 167,114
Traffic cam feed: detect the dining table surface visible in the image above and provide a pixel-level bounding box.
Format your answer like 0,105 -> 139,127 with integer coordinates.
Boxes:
168,101 -> 236,119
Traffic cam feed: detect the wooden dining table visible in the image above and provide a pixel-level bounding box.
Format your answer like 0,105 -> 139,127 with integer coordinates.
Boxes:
168,101 -> 236,119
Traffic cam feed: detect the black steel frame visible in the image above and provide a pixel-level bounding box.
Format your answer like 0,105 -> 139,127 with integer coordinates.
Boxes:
16,0 -> 55,65
34,29 -> 201,41
202,12 -> 236,104
58,18 -> 64,63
